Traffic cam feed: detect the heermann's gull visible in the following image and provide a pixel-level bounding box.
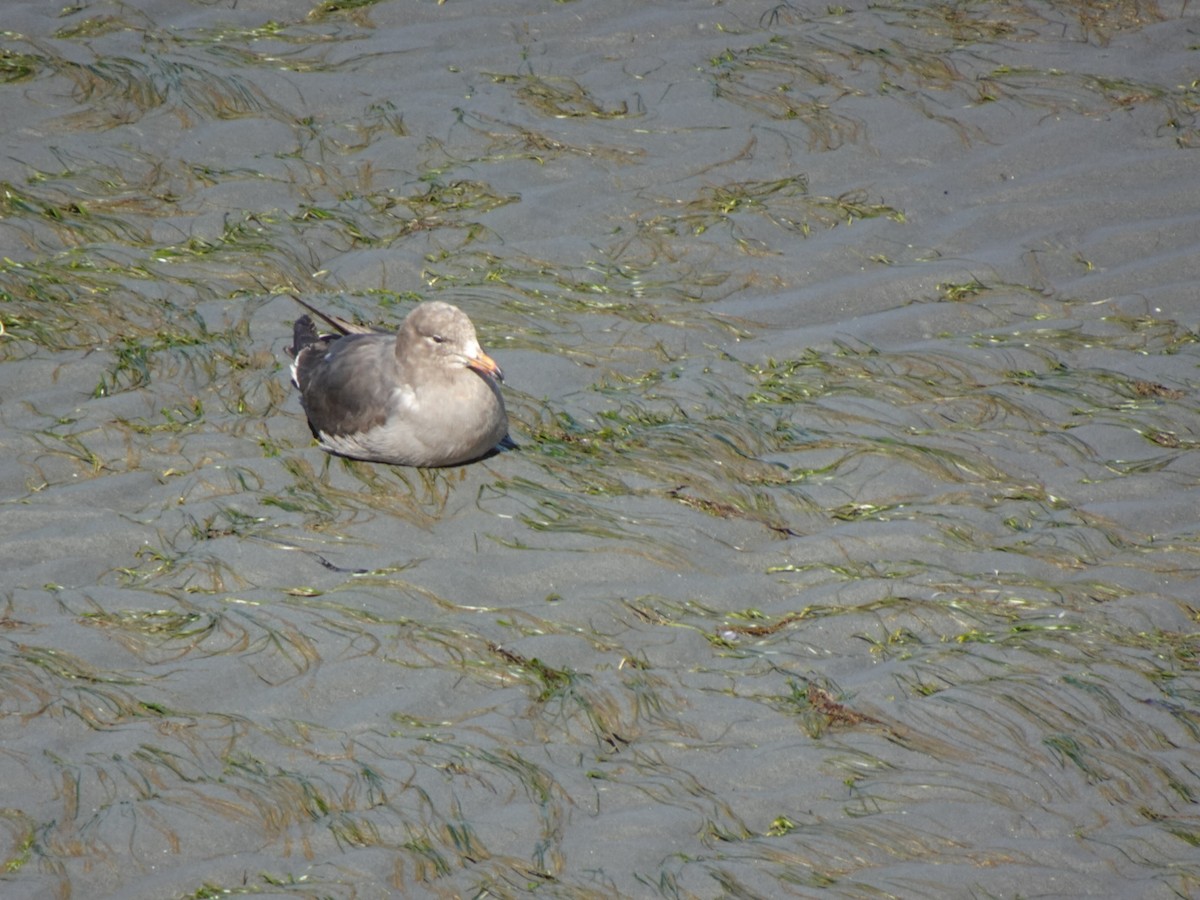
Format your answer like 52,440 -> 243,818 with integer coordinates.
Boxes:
286,296 -> 508,467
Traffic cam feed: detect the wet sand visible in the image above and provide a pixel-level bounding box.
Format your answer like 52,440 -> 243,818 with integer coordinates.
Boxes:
2,1 -> 1199,897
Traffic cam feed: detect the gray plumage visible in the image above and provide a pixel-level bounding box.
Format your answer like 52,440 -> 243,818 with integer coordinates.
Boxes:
286,297 -> 508,467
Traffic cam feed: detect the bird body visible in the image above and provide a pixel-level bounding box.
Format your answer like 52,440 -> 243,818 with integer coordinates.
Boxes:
287,298 -> 508,467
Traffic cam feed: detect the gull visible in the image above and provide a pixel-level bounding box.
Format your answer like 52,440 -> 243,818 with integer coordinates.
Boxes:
287,296 -> 508,467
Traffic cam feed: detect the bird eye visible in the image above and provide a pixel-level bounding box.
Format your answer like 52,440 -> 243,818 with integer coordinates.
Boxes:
431,334 -> 446,344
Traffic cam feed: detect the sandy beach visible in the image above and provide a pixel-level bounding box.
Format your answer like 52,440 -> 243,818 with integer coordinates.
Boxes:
2,0 -> 1199,897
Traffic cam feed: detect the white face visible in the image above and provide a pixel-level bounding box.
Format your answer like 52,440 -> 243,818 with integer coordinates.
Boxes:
459,337 -> 484,365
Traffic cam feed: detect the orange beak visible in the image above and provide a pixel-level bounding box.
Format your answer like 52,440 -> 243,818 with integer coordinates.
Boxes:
468,350 -> 504,383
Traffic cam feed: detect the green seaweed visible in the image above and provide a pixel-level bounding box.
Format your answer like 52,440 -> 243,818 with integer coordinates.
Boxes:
487,72 -> 636,119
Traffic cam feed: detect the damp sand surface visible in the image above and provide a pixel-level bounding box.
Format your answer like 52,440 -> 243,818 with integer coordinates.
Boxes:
2,1 -> 1199,897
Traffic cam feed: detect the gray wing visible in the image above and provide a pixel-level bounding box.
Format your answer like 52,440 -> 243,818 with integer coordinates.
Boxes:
296,333 -> 400,438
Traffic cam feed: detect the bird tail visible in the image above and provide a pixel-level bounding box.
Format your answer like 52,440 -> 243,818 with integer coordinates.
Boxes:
288,315 -> 323,389
288,315 -> 321,359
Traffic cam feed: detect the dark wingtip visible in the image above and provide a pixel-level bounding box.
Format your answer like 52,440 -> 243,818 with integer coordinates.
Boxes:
288,294 -> 371,335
